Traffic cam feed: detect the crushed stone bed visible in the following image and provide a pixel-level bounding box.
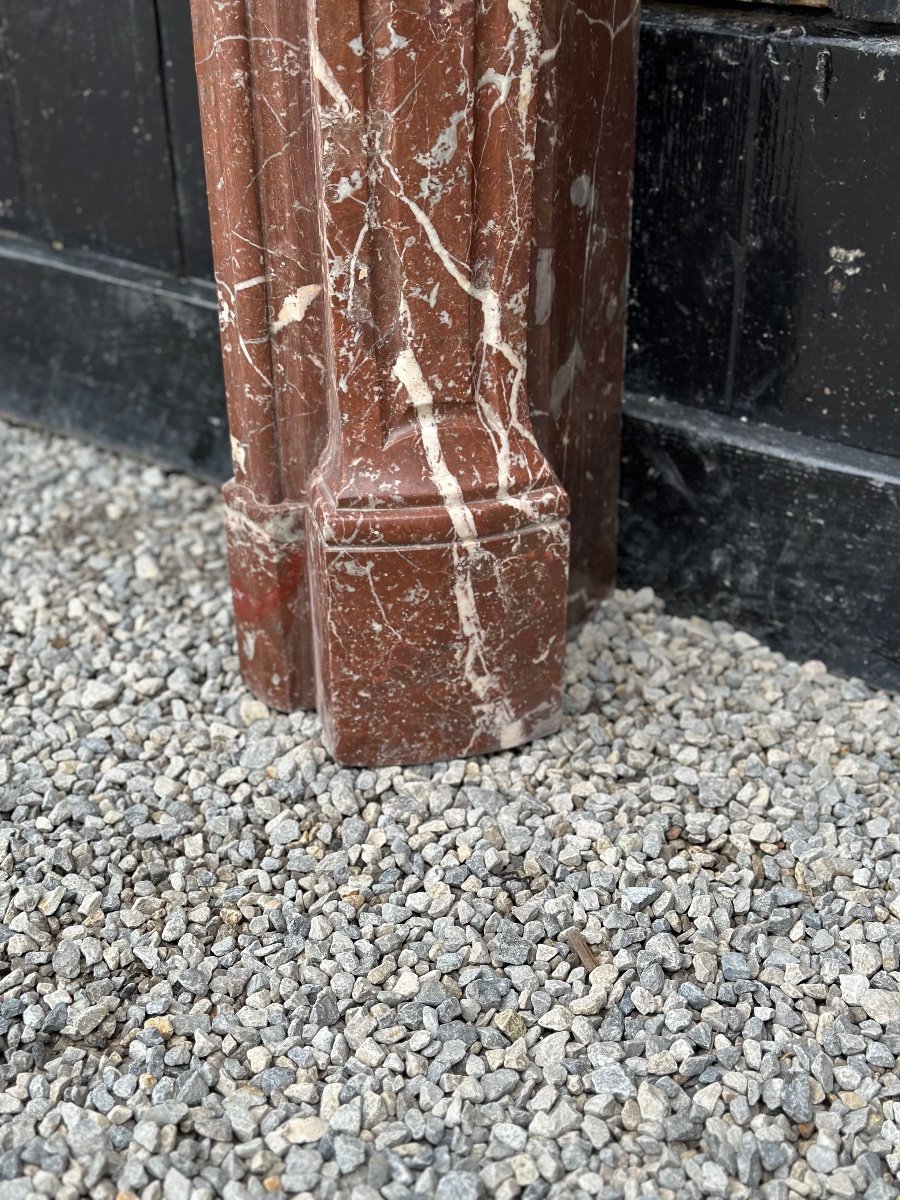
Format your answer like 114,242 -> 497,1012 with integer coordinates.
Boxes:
1,419 -> 899,1200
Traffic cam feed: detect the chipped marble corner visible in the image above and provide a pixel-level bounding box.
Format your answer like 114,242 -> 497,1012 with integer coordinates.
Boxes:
222,482 -> 315,713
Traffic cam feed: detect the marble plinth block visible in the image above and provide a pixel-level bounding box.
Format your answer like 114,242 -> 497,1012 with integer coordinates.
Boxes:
190,0 -> 638,766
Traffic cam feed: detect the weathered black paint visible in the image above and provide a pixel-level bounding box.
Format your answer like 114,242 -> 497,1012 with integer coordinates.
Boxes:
155,0 -> 214,280
619,395 -> 900,692
621,5 -> 900,690
629,5 -> 900,459
833,0 -> 900,23
0,1 -> 181,270
0,236 -> 228,478
0,29 -> 23,233
0,0 -> 226,477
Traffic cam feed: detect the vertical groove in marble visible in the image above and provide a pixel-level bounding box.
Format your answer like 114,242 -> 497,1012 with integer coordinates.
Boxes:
244,2 -> 327,500
192,0 -> 279,501
191,0 -> 638,765
529,0 -> 640,622
191,0 -> 327,710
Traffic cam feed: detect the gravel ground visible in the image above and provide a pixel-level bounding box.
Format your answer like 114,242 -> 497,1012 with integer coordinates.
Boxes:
1,418 -> 900,1200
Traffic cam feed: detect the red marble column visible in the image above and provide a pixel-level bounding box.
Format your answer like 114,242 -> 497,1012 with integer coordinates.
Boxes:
306,1 -> 569,764
190,0 -> 637,766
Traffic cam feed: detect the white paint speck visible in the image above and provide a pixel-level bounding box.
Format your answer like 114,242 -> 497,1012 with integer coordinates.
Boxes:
534,248 -> 554,326
230,436 -> 247,474
271,284 -> 323,334
570,174 -> 594,209
829,246 -> 865,266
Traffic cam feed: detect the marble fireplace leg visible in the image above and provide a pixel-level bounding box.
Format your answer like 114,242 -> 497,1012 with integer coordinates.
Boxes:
191,1 -> 636,765
306,0 -> 569,765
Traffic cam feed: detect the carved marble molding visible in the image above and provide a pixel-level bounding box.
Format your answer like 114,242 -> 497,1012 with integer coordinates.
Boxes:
191,0 -> 638,765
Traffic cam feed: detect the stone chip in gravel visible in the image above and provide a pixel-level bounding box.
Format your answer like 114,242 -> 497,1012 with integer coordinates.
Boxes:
78,679 -> 119,708
860,988 -> 900,1026
281,1116 -> 328,1144
52,940 -> 81,980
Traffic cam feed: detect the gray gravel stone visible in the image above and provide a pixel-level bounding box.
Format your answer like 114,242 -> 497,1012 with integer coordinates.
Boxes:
860,989 -> 900,1027
436,1172 -> 481,1200
51,941 -> 81,980
621,886 -> 659,914
591,1061 -> 636,1101
782,1074 -> 813,1123
807,1143 -> 839,1174
2,419 -> 900,1199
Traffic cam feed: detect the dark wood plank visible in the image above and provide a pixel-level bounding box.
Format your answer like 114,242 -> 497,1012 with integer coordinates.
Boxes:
155,0 -> 214,279
619,394 -> 900,692
0,234 -> 227,477
628,6 -> 900,459
738,18 -> 900,458
0,18 -> 26,234
833,0 -> 900,21
0,0 -> 181,271
626,7 -> 762,412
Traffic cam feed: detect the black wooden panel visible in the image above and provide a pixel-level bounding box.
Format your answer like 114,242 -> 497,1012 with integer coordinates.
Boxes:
0,235 -> 228,478
155,0 -> 214,279
628,9 -> 761,409
628,6 -> 900,459
0,21 -> 25,233
619,394 -> 900,692
0,0 -> 181,271
833,0 -> 900,22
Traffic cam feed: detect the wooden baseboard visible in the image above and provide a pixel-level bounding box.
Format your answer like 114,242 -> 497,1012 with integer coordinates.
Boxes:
619,394 -> 900,692
0,234 -> 228,479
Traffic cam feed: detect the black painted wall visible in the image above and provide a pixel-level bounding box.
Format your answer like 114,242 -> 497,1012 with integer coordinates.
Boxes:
627,5 -> 900,458
0,1 -> 897,689
0,0 -> 228,476
619,4 -> 900,690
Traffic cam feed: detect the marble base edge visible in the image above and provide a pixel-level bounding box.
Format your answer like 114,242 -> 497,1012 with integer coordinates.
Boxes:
222,481 -> 315,712
308,497 -> 570,767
